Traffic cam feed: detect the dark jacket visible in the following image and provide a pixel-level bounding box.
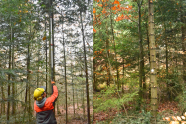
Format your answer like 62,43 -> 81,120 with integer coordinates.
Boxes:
34,85 -> 58,124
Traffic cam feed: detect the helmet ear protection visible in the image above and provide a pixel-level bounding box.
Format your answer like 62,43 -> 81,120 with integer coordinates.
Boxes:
34,96 -> 43,101
33,88 -> 45,101
34,93 -> 44,101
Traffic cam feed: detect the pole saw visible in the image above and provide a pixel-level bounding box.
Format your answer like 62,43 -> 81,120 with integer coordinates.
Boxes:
49,0 -> 56,112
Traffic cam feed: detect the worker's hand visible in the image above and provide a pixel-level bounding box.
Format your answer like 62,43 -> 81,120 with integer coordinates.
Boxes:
51,81 -> 55,85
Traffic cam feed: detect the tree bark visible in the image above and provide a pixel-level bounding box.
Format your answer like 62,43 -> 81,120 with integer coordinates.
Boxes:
7,30 -> 12,122
48,0 -> 53,94
122,58 -> 124,93
80,11 -> 90,124
61,9 -> 68,123
148,0 -> 158,121
71,60 -> 75,117
180,1 -> 186,83
110,6 -> 119,89
45,16 -> 48,95
11,31 -> 16,115
106,39 -> 110,86
137,0 -> 144,109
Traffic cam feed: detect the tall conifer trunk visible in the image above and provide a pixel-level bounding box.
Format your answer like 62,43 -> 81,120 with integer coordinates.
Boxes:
48,0 -> 53,94
180,0 -> 186,83
61,9 -> 68,123
12,31 -> 16,115
7,26 -> 12,122
110,6 -> 119,89
137,0 -> 144,109
71,52 -> 75,117
122,58 -> 124,93
27,21 -> 32,122
27,43 -> 31,122
148,0 -> 158,121
1,64 -> 5,114
80,10 -> 91,124
146,22 -> 151,99
45,16 -> 48,94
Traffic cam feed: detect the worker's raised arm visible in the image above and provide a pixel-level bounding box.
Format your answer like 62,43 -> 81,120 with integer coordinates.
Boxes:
47,81 -> 58,102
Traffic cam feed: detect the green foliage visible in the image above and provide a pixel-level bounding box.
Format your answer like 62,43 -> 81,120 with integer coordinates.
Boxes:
113,110 -> 151,124
0,0 -> 93,123
0,113 -> 36,124
95,110 -> 152,124
176,84 -> 186,113
95,110 -> 169,124
93,86 -> 138,113
158,68 -> 183,100
127,73 -> 139,91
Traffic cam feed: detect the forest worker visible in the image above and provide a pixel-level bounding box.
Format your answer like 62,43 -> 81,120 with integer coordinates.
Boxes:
34,81 -> 58,124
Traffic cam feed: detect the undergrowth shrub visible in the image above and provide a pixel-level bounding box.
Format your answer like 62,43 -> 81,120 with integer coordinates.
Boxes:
158,68 -> 182,101
95,110 -> 167,124
93,86 -> 138,113
128,72 -> 139,91
112,110 -> 151,124
176,85 -> 186,114
95,110 -> 152,124
0,113 -> 36,124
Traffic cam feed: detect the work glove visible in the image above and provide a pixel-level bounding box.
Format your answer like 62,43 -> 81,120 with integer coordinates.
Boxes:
51,81 -> 55,85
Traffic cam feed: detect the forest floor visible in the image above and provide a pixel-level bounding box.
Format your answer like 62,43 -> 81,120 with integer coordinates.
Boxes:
0,101 -> 180,124
93,100 -> 180,123
54,101 -> 180,123
0,103 -> 93,124
55,103 -> 93,124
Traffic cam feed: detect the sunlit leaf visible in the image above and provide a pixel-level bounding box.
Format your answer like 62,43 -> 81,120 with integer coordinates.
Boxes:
93,8 -> 96,13
93,28 -> 96,33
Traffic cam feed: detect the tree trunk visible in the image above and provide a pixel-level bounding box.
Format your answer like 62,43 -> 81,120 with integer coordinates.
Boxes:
71,60 -> 75,117
12,31 -> 16,115
45,16 -> 48,95
61,9 -> 68,123
37,43 -> 40,87
146,22 -> 151,99
122,58 -> 124,93
82,87 -> 85,119
27,43 -> 32,122
110,7 -> 119,89
180,2 -> 186,83
7,32 -> 11,122
137,0 -> 144,109
76,87 -> 79,109
165,33 -> 169,100
1,81 -> 5,114
93,58 -> 97,91
0,50 -> 5,114
48,0 -> 53,93
80,11 -> 90,124
106,40 -> 110,86
148,0 -> 158,121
